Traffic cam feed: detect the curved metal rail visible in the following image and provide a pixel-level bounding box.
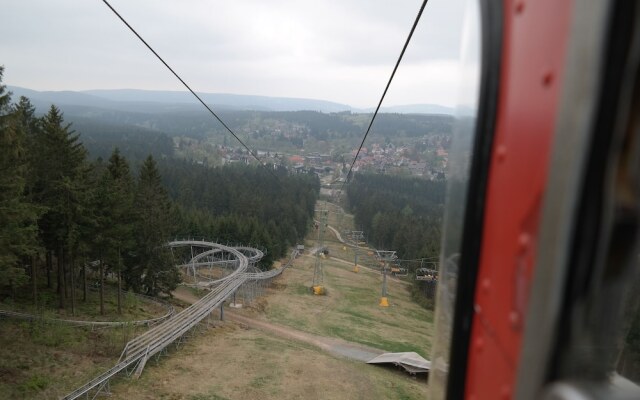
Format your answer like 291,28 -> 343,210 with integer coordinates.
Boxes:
63,241 -> 291,400
62,274 -> 247,400
246,252 -> 296,279
234,246 -> 265,264
170,241 -> 249,288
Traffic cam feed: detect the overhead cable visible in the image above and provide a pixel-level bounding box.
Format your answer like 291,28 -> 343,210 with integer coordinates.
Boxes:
341,0 -> 429,191
101,0 -> 280,181
396,257 -> 440,263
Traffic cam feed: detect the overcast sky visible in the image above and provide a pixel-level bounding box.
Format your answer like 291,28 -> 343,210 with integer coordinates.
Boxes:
1,0 -> 480,109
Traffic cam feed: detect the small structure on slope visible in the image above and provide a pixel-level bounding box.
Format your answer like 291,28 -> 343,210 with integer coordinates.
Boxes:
367,352 -> 430,375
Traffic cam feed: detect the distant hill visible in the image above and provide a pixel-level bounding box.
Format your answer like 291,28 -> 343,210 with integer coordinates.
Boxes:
358,104 -> 457,115
83,89 -> 353,113
5,85 -> 457,155
7,86 -> 457,115
7,86 -> 124,111
7,86 -> 352,114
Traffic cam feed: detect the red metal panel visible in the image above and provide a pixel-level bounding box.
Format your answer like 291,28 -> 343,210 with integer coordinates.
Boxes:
465,1 -> 573,398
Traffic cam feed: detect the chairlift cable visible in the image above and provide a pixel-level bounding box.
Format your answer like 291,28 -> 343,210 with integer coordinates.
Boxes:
340,0 -> 429,192
100,0 -> 281,183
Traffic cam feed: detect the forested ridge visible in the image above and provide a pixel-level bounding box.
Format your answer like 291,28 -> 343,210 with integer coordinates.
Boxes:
71,116 -> 175,161
0,66 -> 319,313
19,99 -> 453,147
65,108 -> 453,141
346,173 -> 445,260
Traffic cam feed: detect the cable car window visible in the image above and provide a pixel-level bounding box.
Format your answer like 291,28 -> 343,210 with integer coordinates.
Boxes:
428,0 -> 481,397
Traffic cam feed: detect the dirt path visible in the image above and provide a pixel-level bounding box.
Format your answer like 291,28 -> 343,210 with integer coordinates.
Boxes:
326,224 -> 346,243
228,312 -> 384,362
172,286 -> 384,362
172,286 -> 200,304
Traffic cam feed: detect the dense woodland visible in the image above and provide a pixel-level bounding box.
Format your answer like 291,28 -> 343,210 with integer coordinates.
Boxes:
71,116 -> 175,161
0,67 -> 318,314
346,173 -> 445,260
160,161 -> 319,266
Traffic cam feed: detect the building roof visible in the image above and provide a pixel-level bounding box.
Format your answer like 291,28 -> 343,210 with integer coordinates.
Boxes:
289,155 -> 305,163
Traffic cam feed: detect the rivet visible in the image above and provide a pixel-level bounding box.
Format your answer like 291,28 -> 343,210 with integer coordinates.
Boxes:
482,278 -> 491,294
475,337 -> 485,352
542,71 -> 554,87
515,2 -> 525,14
501,385 -> 512,399
509,311 -> 520,329
496,145 -> 507,162
518,233 -> 530,250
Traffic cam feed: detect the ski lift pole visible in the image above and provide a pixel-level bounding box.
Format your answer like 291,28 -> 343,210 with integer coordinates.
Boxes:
351,231 -> 364,273
375,250 -> 396,307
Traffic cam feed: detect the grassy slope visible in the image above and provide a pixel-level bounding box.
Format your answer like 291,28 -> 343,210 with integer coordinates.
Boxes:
0,286 -> 172,399
254,200 -> 433,357
111,327 -> 426,400
256,254 -> 433,358
108,202 -> 430,399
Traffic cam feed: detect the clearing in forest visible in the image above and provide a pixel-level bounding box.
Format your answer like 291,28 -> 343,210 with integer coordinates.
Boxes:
109,204 -> 432,399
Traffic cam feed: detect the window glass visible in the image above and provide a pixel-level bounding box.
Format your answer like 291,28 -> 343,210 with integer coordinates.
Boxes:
428,0 -> 481,397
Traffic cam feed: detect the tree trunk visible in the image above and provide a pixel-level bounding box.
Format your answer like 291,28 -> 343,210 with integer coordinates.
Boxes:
46,251 -> 52,288
63,249 -> 69,299
117,248 -> 122,315
31,255 -> 37,308
117,270 -> 122,314
57,248 -> 65,309
82,261 -> 87,302
99,259 -> 105,316
70,254 -> 76,316
56,253 -> 61,293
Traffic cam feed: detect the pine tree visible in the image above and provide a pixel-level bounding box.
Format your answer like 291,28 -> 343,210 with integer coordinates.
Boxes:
105,149 -> 135,313
13,96 -> 39,134
11,96 -> 43,305
91,171 -> 112,315
132,156 -> 180,296
0,67 -> 39,296
33,105 -> 88,309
